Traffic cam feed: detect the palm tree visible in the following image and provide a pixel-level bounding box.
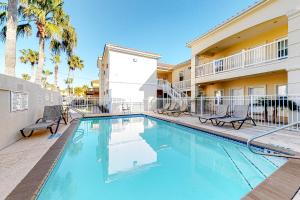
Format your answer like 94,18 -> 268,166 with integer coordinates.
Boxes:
0,0 -> 32,76
21,0 -> 71,84
50,54 -> 60,89
74,87 -> 83,97
42,69 -> 53,88
64,77 -> 73,95
82,84 -> 89,95
21,73 -> 30,80
67,54 -> 84,85
19,49 -> 38,81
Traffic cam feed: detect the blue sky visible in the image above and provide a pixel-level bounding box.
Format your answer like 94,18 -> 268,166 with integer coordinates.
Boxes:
0,0 -> 257,88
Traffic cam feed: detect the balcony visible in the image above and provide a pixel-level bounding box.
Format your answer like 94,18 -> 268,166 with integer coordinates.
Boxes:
195,37 -> 288,78
172,80 -> 191,91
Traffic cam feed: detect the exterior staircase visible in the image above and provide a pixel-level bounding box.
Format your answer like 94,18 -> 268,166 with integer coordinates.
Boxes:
157,79 -> 187,100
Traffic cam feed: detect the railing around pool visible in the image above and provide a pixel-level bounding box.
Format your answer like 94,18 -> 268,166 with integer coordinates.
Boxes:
63,94 -> 300,131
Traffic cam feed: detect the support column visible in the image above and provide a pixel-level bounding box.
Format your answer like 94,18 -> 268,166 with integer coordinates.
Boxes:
287,9 -> 300,123
191,55 -> 199,112
287,9 -> 300,95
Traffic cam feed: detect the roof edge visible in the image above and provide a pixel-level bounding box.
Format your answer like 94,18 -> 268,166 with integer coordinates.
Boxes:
105,43 -> 161,59
186,0 -> 268,48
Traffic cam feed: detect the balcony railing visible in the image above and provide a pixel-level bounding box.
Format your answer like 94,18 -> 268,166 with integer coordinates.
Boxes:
172,80 -> 191,91
195,37 -> 288,77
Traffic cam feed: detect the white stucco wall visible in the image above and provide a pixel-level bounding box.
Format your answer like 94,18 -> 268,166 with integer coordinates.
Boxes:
108,51 -> 157,102
0,74 -> 62,149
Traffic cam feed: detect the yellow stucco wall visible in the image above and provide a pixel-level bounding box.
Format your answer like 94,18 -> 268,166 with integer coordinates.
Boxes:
171,64 -> 191,83
199,24 -> 288,63
157,71 -> 172,82
201,71 -> 287,96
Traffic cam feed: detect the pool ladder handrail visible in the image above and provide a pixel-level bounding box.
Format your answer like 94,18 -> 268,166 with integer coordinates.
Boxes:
247,121 -> 300,159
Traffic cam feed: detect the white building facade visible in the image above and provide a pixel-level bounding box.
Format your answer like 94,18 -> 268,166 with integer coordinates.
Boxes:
98,44 -> 160,113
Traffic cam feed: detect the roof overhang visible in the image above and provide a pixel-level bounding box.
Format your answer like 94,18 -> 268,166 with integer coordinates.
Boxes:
186,0 -> 269,48
104,43 -> 161,59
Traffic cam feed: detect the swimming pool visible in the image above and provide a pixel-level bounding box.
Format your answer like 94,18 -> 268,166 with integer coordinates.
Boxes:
37,115 -> 287,200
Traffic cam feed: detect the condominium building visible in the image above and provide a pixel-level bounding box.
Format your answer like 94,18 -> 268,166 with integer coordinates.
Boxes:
97,44 -> 160,112
187,0 -> 300,111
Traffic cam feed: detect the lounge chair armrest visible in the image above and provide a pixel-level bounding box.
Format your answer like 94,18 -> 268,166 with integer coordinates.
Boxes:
35,118 -> 42,124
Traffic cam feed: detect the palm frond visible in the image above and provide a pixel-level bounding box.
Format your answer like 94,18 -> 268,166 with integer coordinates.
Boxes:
50,38 -> 62,54
45,21 -> 61,38
17,23 -> 32,38
0,26 -> 6,42
0,11 -> 7,26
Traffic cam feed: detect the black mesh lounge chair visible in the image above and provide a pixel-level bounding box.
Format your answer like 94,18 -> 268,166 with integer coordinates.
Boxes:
216,105 -> 256,130
167,103 -> 188,117
197,105 -> 228,125
20,105 -> 62,137
157,102 -> 171,114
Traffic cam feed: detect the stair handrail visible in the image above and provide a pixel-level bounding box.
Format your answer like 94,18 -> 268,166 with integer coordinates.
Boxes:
247,121 -> 300,159
69,107 -> 86,118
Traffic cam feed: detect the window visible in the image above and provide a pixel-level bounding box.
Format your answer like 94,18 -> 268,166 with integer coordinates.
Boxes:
179,71 -> 184,81
277,39 -> 288,59
248,86 -> 265,96
277,85 -> 287,97
215,60 -> 224,73
214,90 -> 224,104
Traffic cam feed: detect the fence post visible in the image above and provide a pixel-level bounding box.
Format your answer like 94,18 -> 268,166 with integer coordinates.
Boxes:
86,97 -> 88,111
200,96 -> 203,115
250,95 -> 254,119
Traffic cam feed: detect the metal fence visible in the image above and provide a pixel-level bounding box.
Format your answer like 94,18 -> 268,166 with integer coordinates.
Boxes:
63,95 -> 300,130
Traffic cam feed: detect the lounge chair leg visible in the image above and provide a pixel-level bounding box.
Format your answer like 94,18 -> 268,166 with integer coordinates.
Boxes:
63,116 -> 67,125
199,118 -> 208,124
232,121 -> 244,130
210,119 -> 216,126
219,121 -> 225,127
49,127 -> 54,134
54,118 -> 61,133
20,129 -> 34,137
251,118 -> 257,126
20,129 -> 26,137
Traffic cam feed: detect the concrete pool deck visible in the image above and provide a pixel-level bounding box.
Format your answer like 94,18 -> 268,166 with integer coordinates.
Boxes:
1,113 -> 300,199
0,122 -> 70,200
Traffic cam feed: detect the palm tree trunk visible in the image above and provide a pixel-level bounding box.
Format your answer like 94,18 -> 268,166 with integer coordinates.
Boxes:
35,37 -> 45,84
54,64 -> 58,88
67,68 -> 71,95
30,63 -> 35,82
4,0 -> 18,76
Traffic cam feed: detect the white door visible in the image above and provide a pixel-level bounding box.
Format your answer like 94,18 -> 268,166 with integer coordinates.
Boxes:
230,88 -> 244,105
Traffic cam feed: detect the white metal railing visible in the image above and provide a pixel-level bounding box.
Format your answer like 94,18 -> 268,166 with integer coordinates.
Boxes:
157,79 -> 187,98
172,79 -> 191,91
63,94 -> 300,131
195,37 -> 288,77
195,95 -> 300,130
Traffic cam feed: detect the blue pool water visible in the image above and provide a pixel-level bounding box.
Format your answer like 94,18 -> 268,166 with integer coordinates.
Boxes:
38,116 -> 287,200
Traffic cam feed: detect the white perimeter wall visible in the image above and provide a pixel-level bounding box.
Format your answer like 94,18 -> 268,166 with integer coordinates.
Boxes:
108,51 -> 157,102
0,74 -> 62,149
